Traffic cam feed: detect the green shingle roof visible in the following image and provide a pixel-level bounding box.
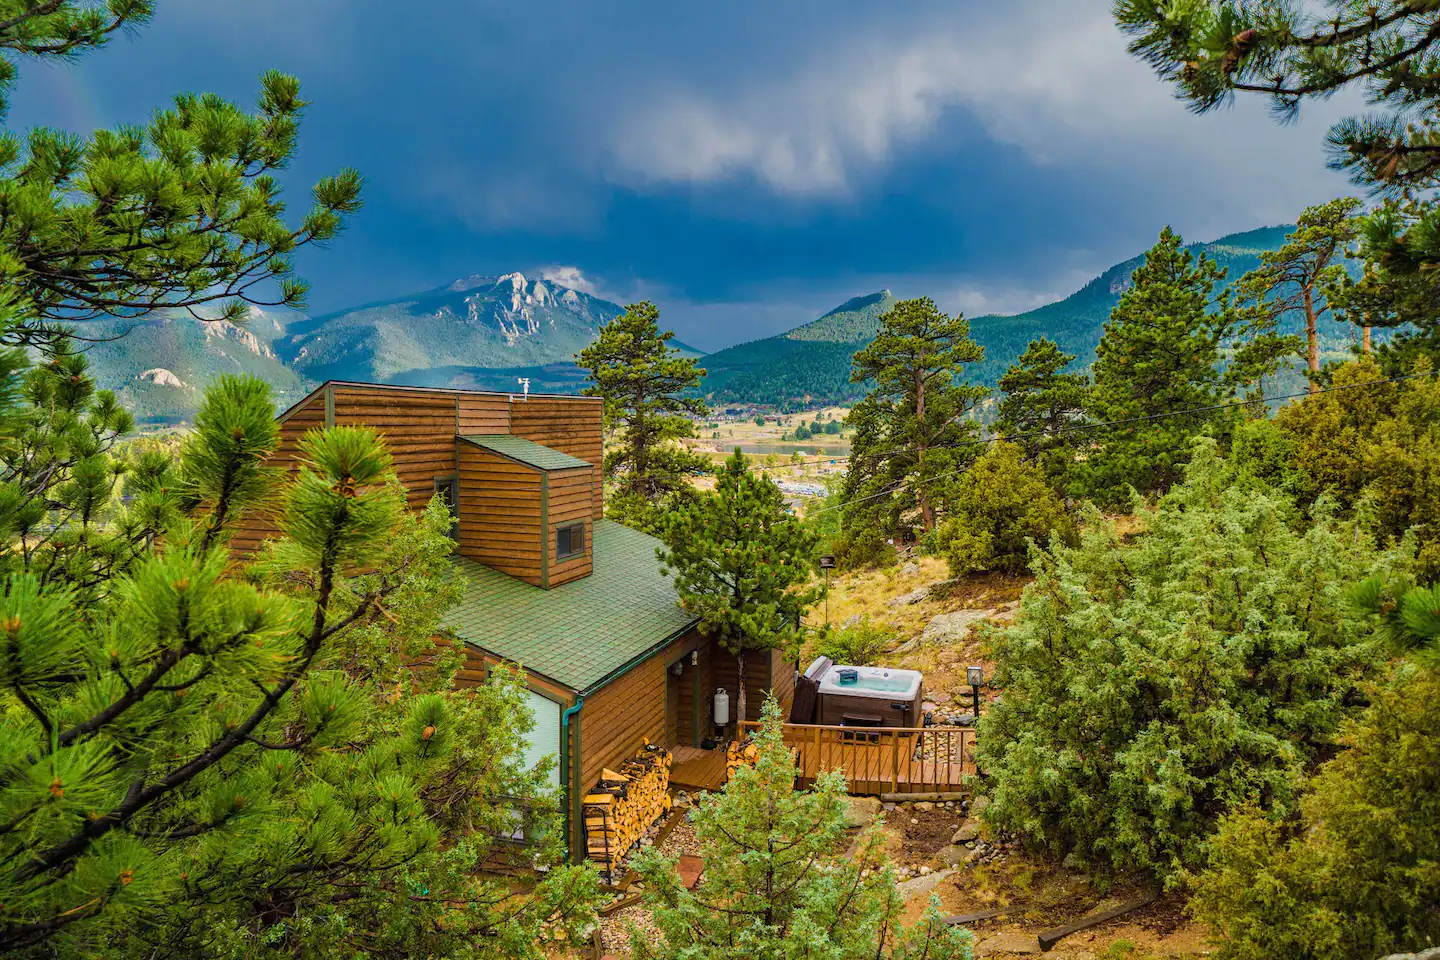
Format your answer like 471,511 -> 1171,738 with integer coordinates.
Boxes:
461,435 -> 591,471
441,520 -> 698,692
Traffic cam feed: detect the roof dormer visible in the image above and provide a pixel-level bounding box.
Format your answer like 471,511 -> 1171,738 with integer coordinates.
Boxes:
456,435 -> 595,588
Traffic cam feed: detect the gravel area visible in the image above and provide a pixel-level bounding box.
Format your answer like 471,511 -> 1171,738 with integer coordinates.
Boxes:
595,807 -> 701,955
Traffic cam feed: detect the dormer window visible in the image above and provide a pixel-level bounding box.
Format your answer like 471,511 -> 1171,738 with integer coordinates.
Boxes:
557,522 -> 585,560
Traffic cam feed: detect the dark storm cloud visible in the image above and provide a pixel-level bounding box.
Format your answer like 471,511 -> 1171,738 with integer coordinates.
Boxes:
3,0 -> 1355,349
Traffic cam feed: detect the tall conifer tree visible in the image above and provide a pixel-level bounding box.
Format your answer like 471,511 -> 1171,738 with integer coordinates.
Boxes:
656,452 -> 822,725
1079,228 -> 1239,504
844,297 -> 985,544
994,337 -> 1088,483
578,302 -> 709,531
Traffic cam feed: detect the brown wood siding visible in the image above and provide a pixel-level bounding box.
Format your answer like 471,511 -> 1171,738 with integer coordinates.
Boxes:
229,390 -> 327,555
456,444 -> 544,585
547,467 -> 594,586
577,628 -> 706,796
457,393 -> 511,434
509,397 -> 604,520
669,641 -> 714,747
711,645 -> 792,724
330,385 -> 460,512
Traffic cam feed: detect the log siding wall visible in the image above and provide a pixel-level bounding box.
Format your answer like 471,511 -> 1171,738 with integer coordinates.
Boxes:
547,467 -> 594,586
508,397 -> 604,520
456,444 -> 544,585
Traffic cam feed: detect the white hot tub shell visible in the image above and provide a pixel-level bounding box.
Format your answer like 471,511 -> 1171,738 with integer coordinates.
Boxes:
812,663 -> 924,728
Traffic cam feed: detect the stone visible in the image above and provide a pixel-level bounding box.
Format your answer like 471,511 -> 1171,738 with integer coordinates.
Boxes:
914,801 -> 935,812
1378,950 -> 1440,960
969,795 -> 991,818
921,609 -> 993,646
910,818 -> 920,825
952,821 -> 981,843
882,802 -> 897,812
887,585 -> 932,608
918,865 -> 932,876
975,932 -> 1043,956
894,867 -> 956,899
843,796 -> 883,829
934,844 -> 968,867
901,561 -> 921,576
965,847 -> 986,864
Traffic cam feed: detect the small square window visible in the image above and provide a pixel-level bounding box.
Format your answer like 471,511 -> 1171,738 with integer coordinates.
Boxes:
556,522 -> 585,560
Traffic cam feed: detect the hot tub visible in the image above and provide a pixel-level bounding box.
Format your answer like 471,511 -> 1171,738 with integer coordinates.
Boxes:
812,662 -> 924,728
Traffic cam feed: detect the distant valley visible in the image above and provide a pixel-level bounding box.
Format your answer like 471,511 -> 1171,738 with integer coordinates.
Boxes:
80,224 -> 1349,424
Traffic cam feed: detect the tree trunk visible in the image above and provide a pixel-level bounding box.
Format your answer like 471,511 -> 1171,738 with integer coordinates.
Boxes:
1303,285 -> 1320,392
1362,324 -> 1372,355
736,648 -> 747,734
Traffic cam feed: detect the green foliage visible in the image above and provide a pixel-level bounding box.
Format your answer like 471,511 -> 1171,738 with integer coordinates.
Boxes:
1190,667 -> 1440,960
977,440 -> 1401,882
812,616 -> 895,666
657,452 -> 823,721
1077,228 -> 1242,506
994,338 -> 1089,483
0,372 -> 600,956
938,442 -> 1075,576
1114,4 -> 1440,356
1268,358 -> 1440,576
578,301 -> 710,517
1235,199 -> 1360,384
0,71 -> 359,345
844,296 -> 987,544
629,697 -> 975,960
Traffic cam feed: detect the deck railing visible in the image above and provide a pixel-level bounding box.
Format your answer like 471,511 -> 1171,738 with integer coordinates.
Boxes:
736,721 -> 976,795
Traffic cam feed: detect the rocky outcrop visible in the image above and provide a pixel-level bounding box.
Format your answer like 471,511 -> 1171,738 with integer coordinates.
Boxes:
136,368 -> 187,388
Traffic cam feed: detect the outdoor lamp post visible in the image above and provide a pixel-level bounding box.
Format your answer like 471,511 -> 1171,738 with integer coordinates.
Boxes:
967,665 -> 983,721
819,554 -> 836,625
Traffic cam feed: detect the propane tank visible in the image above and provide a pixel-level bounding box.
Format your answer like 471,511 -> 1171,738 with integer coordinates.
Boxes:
713,688 -> 730,727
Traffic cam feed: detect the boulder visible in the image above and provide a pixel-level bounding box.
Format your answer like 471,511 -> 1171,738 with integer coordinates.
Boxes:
952,820 -> 981,843
914,801 -> 935,812
975,931 -> 1043,956
843,796 -> 884,829
934,844 -> 968,867
887,585 -> 932,608
921,609 -> 993,646
968,795 -> 991,818
894,867 -> 956,900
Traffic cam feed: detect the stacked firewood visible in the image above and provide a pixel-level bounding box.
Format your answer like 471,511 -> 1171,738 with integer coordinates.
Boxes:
583,740 -> 672,874
725,737 -> 799,782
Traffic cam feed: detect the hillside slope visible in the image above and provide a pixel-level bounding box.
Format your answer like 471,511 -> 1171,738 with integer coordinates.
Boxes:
701,291 -> 899,405
701,226 -> 1311,407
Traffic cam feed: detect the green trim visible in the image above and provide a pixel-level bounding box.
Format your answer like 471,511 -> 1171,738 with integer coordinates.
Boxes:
323,383 -> 335,428
540,473 -> 550,589
560,697 -> 584,862
461,434 -> 591,471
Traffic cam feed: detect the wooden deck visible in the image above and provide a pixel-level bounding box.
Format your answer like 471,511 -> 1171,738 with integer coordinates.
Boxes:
669,745 -> 728,791
739,722 -> 975,795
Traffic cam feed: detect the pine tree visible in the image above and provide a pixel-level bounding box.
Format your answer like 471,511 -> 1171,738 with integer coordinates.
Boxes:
1079,227 -> 1240,505
938,442 -> 1074,576
629,697 -> 975,960
994,337 -> 1088,483
0,370 -> 601,956
1236,198 -> 1361,388
845,297 -> 986,545
1113,3 -> 1440,342
577,301 -> 709,531
0,7 -> 360,348
977,440 -> 1397,881
656,452 -> 823,725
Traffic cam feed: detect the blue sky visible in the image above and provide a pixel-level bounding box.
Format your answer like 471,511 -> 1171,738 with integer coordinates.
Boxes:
8,0 -> 1355,350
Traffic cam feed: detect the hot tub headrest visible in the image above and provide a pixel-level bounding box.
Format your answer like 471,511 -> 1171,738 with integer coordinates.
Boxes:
803,656 -> 833,681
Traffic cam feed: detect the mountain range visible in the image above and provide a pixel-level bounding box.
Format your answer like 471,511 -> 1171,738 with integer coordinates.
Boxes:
79,225 -> 1330,424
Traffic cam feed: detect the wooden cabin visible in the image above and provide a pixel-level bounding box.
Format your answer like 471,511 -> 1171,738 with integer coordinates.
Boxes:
241,381 -> 795,859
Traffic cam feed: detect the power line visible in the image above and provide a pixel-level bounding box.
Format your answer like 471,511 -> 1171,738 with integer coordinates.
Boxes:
766,368 -> 1440,516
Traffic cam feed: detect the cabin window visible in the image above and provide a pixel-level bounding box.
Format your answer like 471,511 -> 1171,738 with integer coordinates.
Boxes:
433,477 -> 459,539
556,522 -> 585,560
